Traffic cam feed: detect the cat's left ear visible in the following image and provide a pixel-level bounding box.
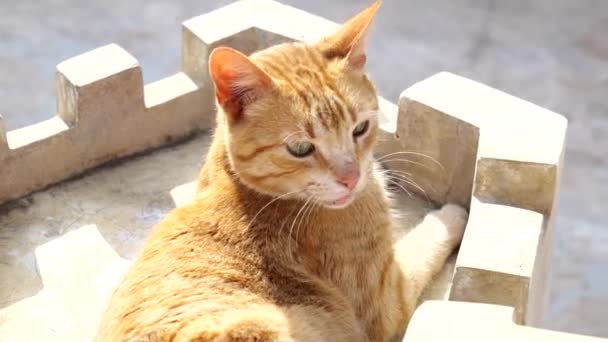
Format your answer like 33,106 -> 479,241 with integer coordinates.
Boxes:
209,47 -> 273,123
316,0 -> 381,70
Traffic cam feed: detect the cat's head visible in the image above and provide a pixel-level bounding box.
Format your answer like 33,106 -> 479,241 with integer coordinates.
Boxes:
209,1 -> 381,209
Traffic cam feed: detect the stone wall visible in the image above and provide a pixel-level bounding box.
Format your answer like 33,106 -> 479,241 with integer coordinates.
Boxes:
385,71 -> 568,325
0,44 -> 211,205
0,0 -> 596,340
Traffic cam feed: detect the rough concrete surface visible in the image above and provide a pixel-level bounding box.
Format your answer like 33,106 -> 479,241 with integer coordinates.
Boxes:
0,135 -> 209,341
0,0 -> 607,337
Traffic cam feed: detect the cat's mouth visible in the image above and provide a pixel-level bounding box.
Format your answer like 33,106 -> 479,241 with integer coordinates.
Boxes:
323,192 -> 355,209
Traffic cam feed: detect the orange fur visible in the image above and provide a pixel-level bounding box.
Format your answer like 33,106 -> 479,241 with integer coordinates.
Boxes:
97,2 -> 467,341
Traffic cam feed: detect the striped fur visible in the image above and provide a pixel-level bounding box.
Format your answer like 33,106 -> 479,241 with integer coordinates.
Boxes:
97,1 -> 467,341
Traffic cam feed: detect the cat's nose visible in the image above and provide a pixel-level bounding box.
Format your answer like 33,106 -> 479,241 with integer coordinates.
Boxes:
336,168 -> 360,191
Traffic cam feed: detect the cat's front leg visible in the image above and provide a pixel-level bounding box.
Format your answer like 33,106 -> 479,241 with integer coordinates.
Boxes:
421,203 -> 468,246
394,203 -> 468,317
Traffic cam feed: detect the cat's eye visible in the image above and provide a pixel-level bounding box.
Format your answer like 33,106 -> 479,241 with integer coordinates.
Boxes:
287,142 -> 315,158
353,120 -> 370,138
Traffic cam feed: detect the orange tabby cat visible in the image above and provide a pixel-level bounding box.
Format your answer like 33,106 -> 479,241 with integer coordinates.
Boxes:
97,1 -> 467,341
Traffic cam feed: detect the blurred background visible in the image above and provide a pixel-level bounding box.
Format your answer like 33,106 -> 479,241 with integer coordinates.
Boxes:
1,0 -> 606,337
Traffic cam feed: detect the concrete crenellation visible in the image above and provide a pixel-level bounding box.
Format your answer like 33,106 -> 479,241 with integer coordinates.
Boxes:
0,1 -> 593,341
56,43 -> 144,126
393,92 -> 479,208
0,43 -> 210,204
389,71 -> 574,339
449,200 -> 544,323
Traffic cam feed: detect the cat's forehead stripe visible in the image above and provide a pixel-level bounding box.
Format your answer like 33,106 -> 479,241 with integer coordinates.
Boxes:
255,44 -> 355,130
257,60 -> 312,109
304,121 -> 316,138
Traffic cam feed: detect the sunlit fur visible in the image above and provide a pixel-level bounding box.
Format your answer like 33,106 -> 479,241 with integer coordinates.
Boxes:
219,43 -> 379,208
97,2 -> 468,341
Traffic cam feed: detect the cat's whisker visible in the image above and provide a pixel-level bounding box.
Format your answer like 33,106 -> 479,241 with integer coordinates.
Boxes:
376,151 -> 445,171
386,168 -> 439,196
258,189 -> 304,247
384,176 -> 414,199
377,158 -> 433,171
379,168 -> 413,177
397,176 -> 430,199
292,198 -> 317,259
377,150 -> 439,163
377,158 -> 443,175
264,198 -> 286,245
380,169 -> 417,185
384,169 -> 421,185
384,170 -> 420,182
297,198 -> 318,248
381,167 -> 439,205
277,200 -> 302,243
384,172 -> 430,202
248,190 -> 303,232
288,197 -> 313,258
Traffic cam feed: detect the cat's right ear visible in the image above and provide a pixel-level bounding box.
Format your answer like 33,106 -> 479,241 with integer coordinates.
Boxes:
208,47 -> 273,123
315,0 -> 381,70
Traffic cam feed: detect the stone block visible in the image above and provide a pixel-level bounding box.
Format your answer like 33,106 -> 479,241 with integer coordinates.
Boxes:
144,72 -> 198,109
395,92 -> 478,207
249,0 -> 337,46
35,225 -> 121,295
143,72 -> 213,141
374,97 -> 400,160
449,199 -> 544,322
526,148 -> 565,327
404,301 -> 604,342
475,157 -> 558,215
6,117 -> 69,150
396,72 -> 567,212
56,43 -> 143,125
182,21 -> 258,84
34,225 -> 124,341
170,181 -> 197,208
394,71 -> 567,326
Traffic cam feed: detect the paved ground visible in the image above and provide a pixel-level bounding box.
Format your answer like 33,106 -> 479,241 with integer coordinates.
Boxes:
0,0 -> 607,337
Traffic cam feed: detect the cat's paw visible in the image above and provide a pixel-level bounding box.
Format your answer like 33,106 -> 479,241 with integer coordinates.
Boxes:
429,203 -> 468,244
